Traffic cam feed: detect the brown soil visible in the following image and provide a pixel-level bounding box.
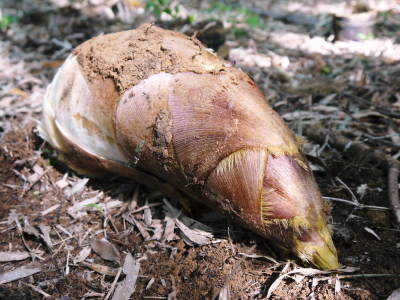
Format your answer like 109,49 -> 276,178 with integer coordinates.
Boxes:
1,123 -> 398,299
1,0 -> 400,299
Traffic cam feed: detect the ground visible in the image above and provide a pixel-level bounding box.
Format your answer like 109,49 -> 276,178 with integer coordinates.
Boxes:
0,0 -> 400,299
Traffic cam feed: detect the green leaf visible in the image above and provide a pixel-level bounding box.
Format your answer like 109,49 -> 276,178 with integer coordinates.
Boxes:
320,67 -> 331,75
357,32 -> 374,40
153,5 -> 162,18
231,27 -> 248,38
0,15 -> 17,30
245,14 -> 261,28
84,203 -> 103,211
188,15 -> 195,24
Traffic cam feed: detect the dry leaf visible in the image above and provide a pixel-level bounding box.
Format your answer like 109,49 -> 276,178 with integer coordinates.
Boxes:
0,265 -> 42,284
81,262 -> 119,276
73,247 -> 91,264
64,178 -> 89,198
67,192 -> 103,218
39,224 -> 53,249
267,267 -> 330,298
387,288 -> 400,300
111,253 -> 140,300
90,238 -> 121,264
0,251 -> 30,262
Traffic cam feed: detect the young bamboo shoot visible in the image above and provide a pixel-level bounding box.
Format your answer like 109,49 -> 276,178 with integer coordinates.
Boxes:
38,24 -> 340,270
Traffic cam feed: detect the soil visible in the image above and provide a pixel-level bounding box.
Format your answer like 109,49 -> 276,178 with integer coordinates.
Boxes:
1,0 -> 400,299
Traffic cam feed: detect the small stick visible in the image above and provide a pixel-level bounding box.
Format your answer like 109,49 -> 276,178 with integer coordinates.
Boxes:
22,282 -> 51,298
388,127 -> 400,225
19,167 -> 52,199
335,177 -> 359,205
323,196 -> 389,211
104,267 -> 122,300
304,126 -> 400,226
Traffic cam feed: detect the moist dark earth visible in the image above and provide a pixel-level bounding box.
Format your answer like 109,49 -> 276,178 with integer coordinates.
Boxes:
1,0 -> 400,299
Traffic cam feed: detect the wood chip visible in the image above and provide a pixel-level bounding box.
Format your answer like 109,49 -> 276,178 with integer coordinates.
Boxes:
73,246 -> 91,264
364,227 -> 381,241
39,224 -> 53,249
163,199 -> 213,245
218,283 -> 230,300
68,192 -> 103,218
123,214 -> 151,240
146,277 -> 155,290
266,267 -> 331,299
175,219 -> 213,246
167,275 -> 177,300
143,199 -> 152,226
161,215 -> 176,243
23,218 -> 41,238
23,282 -> 51,298
81,262 -> 119,276
387,288 -> 400,300
64,178 -> 89,198
0,251 -> 30,262
0,264 -> 42,284
55,173 -> 69,189
111,253 -> 140,300
27,164 -> 44,183
40,204 -> 60,216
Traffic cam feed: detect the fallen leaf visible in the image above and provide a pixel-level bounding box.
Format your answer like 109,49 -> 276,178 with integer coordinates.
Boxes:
64,178 -> 89,198
0,264 -> 42,284
111,253 -> 140,300
90,238 -> 121,264
387,288 -> 400,300
81,262 -> 119,276
73,246 -> 91,264
0,251 -> 30,262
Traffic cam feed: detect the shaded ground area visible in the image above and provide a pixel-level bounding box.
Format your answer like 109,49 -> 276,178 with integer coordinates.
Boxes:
1,0 -> 400,299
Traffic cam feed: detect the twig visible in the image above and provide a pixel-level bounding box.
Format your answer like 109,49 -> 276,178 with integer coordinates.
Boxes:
388,127 -> 400,225
388,156 -> 400,225
338,273 -> 400,279
335,177 -> 359,205
304,127 -> 398,168
22,282 -> 51,298
304,126 -> 400,225
130,202 -> 163,214
104,267 -> 122,300
323,197 -> 389,211
167,274 -> 177,300
19,166 -> 52,199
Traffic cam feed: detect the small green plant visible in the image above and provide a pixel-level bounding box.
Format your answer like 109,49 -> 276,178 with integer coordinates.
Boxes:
0,15 -> 17,30
208,3 -> 266,38
84,203 -> 104,211
231,27 -> 249,38
245,13 -> 262,29
145,0 -> 180,19
320,66 -> 332,75
358,32 -> 374,40
381,10 -> 392,18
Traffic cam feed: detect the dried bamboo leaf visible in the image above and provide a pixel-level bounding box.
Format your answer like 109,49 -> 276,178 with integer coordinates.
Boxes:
0,251 -> 30,262
111,253 -> 140,300
90,238 -> 121,264
0,265 -> 42,284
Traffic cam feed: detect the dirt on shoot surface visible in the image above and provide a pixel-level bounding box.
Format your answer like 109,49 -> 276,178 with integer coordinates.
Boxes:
1,0 -> 400,299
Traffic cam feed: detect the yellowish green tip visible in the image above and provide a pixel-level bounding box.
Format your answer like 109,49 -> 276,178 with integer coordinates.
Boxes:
294,220 -> 341,270
309,242 -> 341,270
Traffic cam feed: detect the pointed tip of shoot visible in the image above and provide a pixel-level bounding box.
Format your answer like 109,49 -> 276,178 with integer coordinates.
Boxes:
295,223 -> 341,270
310,242 -> 341,270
